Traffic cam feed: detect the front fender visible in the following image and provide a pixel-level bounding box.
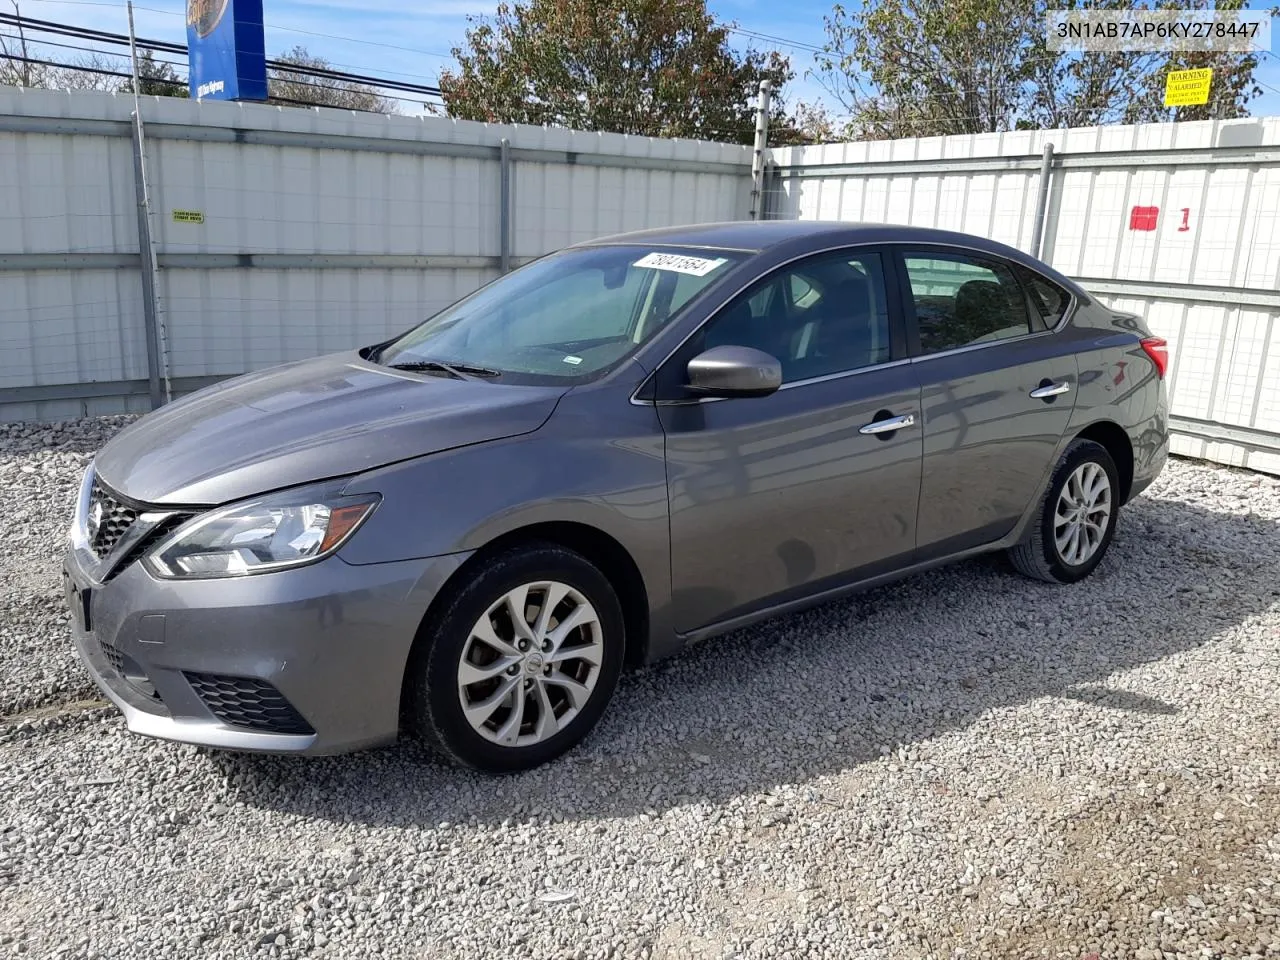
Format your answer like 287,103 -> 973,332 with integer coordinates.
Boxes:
335,385 -> 675,655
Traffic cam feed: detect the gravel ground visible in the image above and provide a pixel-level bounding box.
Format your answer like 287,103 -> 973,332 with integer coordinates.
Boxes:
1,417 -> 1278,960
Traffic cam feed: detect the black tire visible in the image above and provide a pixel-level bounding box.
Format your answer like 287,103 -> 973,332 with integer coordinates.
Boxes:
406,542 -> 625,772
1009,438 -> 1121,584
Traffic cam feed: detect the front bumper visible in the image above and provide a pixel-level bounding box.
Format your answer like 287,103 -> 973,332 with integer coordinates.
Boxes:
63,540 -> 469,755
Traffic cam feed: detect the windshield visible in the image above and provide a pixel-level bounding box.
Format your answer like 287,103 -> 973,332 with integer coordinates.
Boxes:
372,244 -> 745,381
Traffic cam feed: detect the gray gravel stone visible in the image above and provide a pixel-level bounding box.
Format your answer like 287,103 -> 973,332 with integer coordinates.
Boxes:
1,419 -> 1279,959
0,417 -> 136,718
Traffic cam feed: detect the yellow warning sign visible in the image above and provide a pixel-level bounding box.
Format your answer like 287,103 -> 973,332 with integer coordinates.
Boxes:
172,209 -> 205,224
1164,68 -> 1212,107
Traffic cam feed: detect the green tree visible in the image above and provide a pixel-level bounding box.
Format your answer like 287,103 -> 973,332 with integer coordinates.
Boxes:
816,0 -> 1264,139
269,46 -> 396,113
440,0 -> 797,144
1126,0 -> 1264,122
1026,0 -> 1165,128
118,50 -> 188,98
771,100 -> 839,146
816,0 -> 1042,139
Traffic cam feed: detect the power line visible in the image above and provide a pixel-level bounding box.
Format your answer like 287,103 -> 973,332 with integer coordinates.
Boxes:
0,51 -> 181,85
0,44 -> 439,113
1,11 -> 443,95
15,0 -> 458,62
0,12 -> 444,98
0,48 -> 761,135
0,48 -> 357,111
728,27 -> 826,56
0,11 -> 777,129
264,23 -> 454,63
5,7 -> 818,118
1253,50 -> 1280,101
4,33 -> 137,62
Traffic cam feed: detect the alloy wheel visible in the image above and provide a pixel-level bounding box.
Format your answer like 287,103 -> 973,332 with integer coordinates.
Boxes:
456,581 -> 603,747
1053,461 -> 1112,566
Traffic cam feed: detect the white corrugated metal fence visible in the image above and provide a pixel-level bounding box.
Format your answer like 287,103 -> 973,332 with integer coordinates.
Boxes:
767,118 -> 1280,474
0,88 -> 751,421
2,88 -> 1277,474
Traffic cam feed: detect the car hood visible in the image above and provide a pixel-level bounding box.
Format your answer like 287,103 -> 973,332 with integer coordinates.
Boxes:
94,353 -> 569,505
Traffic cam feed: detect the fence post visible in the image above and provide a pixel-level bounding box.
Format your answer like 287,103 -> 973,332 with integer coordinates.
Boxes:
749,80 -> 772,221
127,0 -> 169,408
1030,142 -> 1055,260
499,137 -> 512,274
757,157 -> 772,221
128,119 -> 165,410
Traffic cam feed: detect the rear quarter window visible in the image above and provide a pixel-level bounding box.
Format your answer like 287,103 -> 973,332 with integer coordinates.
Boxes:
1016,266 -> 1071,331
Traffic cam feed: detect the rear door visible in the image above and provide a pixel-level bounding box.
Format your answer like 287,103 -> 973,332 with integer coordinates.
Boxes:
895,248 -> 1079,559
657,247 -> 923,633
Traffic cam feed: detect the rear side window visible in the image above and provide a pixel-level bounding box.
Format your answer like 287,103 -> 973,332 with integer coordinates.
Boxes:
1016,266 -> 1071,331
903,254 -> 1033,354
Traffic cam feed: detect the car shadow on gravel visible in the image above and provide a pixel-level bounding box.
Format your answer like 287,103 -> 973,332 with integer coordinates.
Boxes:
209,492 -> 1280,826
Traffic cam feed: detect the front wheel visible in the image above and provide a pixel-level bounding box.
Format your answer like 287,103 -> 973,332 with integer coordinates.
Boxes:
1009,438 -> 1121,584
406,543 -> 625,772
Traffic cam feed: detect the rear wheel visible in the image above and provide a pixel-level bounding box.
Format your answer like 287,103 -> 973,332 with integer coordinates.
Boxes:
1009,438 -> 1120,584
406,543 -> 624,772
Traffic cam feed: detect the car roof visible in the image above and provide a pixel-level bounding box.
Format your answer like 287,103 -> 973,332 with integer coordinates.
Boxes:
577,220 -> 1083,295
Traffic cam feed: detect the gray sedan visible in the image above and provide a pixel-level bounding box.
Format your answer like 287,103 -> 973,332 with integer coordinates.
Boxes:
63,221 -> 1169,771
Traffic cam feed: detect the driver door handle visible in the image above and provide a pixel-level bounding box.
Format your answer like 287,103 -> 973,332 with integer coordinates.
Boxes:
1029,381 -> 1071,399
859,413 -> 916,435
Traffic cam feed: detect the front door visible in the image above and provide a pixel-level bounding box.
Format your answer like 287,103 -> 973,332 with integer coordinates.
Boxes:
896,249 -> 1079,558
657,248 -> 924,633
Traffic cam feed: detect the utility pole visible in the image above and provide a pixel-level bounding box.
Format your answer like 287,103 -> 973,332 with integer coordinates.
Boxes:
127,0 -> 171,407
749,79 -> 772,221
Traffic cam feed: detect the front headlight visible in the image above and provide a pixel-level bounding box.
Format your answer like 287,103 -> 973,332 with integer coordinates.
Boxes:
145,484 -> 379,579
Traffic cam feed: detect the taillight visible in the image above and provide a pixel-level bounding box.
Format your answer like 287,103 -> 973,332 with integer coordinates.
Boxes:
1140,337 -> 1168,379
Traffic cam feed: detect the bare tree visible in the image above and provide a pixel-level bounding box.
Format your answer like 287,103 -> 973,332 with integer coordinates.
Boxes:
44,52 -> 122,92
269,46 -> 396,113
0,1 -> 44,87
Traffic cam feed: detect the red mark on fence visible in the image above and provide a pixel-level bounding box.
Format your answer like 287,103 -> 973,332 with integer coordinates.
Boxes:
1178,208 -> 1191,232
1129,206 -> 1159,231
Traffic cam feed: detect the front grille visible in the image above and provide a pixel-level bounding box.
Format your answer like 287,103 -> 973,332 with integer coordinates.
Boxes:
85,475 -> 193,578
88,479 -> 139,559
99,640 -> 125,675
102,514 -> 192,582
184,673 -> 315,736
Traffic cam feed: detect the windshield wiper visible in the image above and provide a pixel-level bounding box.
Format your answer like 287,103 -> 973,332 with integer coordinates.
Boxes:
386,360 -> 502,379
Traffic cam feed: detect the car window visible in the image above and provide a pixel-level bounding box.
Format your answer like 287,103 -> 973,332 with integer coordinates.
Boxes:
375,244 -> 743,383
903,254 -> 1033,354
700,251 -> 892,384
790,274 -> 821,309
510,265 -> 647,346
1016,266 -> 1070,331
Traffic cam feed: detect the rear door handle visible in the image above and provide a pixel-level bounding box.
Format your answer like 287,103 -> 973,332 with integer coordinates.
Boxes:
1029,381 -> 1071,399
859,413 -> 916,435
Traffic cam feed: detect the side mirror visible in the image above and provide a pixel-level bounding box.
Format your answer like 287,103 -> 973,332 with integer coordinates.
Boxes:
686,345 -> 782,398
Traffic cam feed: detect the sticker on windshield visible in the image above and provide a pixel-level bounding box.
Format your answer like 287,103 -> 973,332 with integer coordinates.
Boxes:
562,355 -> 584,366
632,252 -> 727,276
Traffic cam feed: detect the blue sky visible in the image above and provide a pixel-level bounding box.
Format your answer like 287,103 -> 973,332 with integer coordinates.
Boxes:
10,0 -> 1280,121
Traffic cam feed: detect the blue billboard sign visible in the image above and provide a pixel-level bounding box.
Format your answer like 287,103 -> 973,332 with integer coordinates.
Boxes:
186,0 -> 268,101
